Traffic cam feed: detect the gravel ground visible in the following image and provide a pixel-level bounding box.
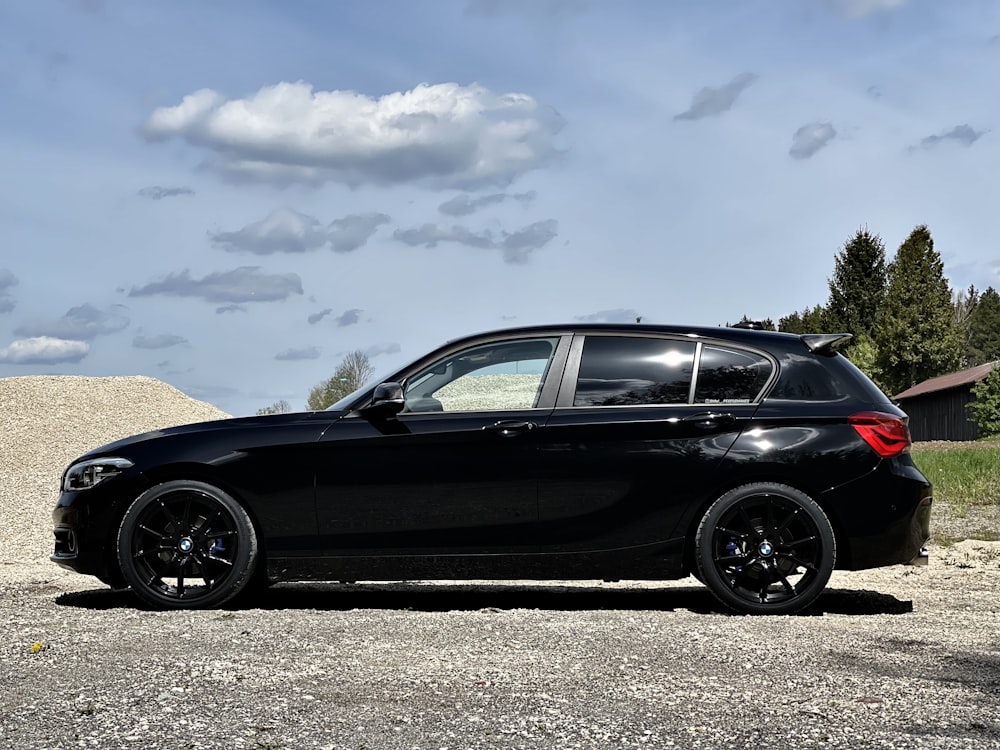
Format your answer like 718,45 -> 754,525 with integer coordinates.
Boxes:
1,376 -> 998,749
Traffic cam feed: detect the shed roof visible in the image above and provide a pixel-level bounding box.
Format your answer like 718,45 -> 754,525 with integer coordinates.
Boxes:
894,362 -> 995,400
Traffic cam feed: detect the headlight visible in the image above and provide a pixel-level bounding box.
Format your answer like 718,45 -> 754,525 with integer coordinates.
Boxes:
63,457 -> 134,492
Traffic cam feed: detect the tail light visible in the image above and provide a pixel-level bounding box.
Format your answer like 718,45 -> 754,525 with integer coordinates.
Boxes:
849,412 -> 911,458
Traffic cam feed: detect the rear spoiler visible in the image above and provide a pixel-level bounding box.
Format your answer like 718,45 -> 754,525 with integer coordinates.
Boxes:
801,333 -> 852,353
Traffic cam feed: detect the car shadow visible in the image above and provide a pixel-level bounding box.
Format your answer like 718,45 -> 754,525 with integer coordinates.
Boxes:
54,582 -> 912,616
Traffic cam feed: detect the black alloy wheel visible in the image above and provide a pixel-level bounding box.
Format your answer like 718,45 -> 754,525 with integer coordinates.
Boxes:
117,480 -> 258,609
695,483 -> 836,615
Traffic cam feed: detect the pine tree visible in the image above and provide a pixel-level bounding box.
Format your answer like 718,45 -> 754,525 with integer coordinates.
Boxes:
826,227 -> 886,339
966,286 -> 1000,366
778,305 -> 828,334
876,225 -> 961,395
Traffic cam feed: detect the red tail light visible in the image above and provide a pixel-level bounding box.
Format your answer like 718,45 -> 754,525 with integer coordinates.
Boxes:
849,412 -> 911,458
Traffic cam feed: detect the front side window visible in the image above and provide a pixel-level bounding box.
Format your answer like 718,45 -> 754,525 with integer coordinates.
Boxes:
404,337 -> 558,413
574,336 -> 696,406
695,346 -> 773,404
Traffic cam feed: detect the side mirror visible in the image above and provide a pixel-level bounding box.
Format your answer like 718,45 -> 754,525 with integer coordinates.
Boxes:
359,382 -> 405,418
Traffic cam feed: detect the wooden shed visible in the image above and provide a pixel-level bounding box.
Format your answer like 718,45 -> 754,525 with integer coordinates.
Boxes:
894,362 -> 994,441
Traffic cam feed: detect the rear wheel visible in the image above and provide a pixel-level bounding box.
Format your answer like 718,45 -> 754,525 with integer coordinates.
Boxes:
695,483 -> 835,615
116,480 -> 258,609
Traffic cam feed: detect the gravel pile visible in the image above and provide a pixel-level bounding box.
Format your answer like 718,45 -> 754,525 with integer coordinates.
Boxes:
0,375 -> 229,571
434,374 -> 543,411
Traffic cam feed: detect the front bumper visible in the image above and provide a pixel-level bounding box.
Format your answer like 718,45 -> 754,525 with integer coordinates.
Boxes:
51,486 -> 132,587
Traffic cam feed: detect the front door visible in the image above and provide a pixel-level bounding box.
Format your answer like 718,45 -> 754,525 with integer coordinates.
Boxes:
314,336 -> 564,555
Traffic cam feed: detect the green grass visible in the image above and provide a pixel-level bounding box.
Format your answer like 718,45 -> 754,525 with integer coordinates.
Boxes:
911,442 -> 999,521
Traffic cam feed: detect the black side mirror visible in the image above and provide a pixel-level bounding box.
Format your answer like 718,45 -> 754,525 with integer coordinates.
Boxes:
359,382 -> 405,418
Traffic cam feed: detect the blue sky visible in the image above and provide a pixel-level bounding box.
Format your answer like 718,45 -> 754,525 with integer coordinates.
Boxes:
1,0 -> 997,416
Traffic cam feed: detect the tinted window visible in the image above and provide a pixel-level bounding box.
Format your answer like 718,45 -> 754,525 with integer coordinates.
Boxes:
575,336 -> 696,406
769,352 -> 892,403
404,337 -> 558,412
695,346 -> 772,404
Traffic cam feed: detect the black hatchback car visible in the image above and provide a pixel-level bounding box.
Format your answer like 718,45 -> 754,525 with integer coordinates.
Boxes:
52,324 -> 931,614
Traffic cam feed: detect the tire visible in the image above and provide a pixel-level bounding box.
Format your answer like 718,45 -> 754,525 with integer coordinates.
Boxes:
116,480 -> 259,609
694,483 -> 836,615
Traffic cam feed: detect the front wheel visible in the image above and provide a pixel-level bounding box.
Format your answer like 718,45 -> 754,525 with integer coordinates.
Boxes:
695,483 -> 836,615
116,480 -> 258,609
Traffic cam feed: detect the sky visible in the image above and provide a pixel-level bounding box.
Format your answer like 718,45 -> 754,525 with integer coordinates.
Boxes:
1,0 -> 997,416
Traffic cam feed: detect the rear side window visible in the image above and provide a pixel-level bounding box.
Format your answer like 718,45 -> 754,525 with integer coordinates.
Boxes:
769,351 -> 893,404
695,346 -> 773,404
574,337 -> 696,406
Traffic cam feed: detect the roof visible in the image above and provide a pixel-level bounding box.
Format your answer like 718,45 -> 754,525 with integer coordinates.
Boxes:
894,362 -> 995,400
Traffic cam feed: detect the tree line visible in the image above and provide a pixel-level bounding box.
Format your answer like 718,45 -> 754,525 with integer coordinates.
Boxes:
753,225 -> 998,397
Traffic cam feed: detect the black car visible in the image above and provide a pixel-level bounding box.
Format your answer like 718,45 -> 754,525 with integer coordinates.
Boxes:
52,324 -> 932,614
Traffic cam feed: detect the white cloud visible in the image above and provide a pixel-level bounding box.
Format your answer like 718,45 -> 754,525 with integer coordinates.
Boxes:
438,191 -> 536,216
129,267 -> 303,303
394,224 -> 495,250
393,219 -> 558,263
675,73 -> 758,121
364,343 -> 402,358
14,303 -> 129,340
142,81 -> 564,189
329,213 -> 390,253
308,308 -> 333,325
789,122 -> 837,159
914,124 -> 986,151
275,347 -> 321,361
133,333 -> 188,349
137,186 -> 195,200
210,208 -> 328,255
335,309 -> 363,326
0,336 -> 90,364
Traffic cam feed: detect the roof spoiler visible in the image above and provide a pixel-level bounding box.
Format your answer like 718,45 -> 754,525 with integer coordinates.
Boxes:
801,333 -> 852,353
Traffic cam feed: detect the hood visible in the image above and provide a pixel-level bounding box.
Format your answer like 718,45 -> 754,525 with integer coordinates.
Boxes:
75,409 -> 346,460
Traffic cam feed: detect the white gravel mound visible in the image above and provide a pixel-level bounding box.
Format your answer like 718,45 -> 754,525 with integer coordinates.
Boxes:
0,375 -> 229,569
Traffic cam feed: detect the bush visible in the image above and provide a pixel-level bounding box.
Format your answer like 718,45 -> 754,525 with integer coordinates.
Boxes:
966,367 -> 1000,438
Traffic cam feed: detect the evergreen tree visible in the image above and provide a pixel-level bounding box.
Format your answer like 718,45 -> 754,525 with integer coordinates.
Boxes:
952,285 -> 979,368
844,334 -> 886,392
733,315 -> 776,330
778,305 -> 828,334
966,286 -> 1000,366
307,350 -> 376,410
875,225 -> 961,395
826,227 -> 886,339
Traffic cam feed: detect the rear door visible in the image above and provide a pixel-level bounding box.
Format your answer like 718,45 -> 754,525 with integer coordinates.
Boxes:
536,333 -> 772,553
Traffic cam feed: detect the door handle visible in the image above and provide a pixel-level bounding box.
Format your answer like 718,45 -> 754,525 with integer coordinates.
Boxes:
485,420 -> 537,438
682,412 -> 736,429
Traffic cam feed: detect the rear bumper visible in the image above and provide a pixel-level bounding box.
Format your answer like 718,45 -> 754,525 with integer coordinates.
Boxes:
822,454 -> 932,571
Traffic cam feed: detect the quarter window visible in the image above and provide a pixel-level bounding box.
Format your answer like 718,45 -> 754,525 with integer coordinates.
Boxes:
574,337 -> 696,406
695,346 -> 772,404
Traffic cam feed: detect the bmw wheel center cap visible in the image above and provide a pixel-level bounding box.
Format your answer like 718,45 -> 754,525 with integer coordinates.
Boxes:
759,541 -> 774,557
178,537 -> 194,553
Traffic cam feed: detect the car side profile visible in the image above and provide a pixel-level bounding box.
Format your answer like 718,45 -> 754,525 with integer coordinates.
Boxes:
52,324 -> 932,614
